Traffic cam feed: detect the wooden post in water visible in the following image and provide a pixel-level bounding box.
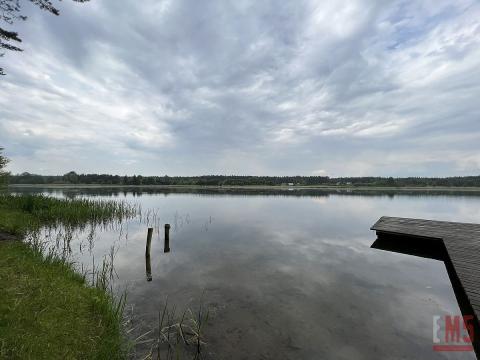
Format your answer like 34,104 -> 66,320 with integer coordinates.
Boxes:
145,227 -> 153,281
164,224 -> 170,253
145,254 -> 152,281
146,227 -> 153,257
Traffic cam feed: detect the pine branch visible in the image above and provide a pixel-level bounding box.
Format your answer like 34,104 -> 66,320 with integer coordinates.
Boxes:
0,27 -> 22,42
1,42 -> 23,51
28,0 -> 60,15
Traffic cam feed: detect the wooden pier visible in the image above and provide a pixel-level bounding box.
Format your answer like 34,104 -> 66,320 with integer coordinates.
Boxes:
371,216 -> 480,356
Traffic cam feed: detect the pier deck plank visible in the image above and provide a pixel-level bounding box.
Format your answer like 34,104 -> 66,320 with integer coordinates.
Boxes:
371,216 -> 480,321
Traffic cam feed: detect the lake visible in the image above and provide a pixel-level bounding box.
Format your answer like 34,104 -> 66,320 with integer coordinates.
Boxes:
12,187 -> 480,359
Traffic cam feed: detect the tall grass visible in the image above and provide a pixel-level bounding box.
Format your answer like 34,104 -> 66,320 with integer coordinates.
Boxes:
0,237 -> 129,359
27,230 -> 128,321
0,193 -> 138,234
0,193 -> 137,358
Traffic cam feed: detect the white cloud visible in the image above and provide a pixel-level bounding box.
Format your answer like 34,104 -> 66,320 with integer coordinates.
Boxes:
0,0 -> 479,176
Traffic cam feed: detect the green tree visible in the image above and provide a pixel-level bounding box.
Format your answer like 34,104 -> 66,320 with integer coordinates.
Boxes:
0,147 -> 10,186
63,171 -> 78,184
1,0 -> 89,75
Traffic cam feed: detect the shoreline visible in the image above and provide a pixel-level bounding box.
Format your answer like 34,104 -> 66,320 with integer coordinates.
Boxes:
0,195 -> 127,358
0,239 -> 125,359
7,183 -> 480,192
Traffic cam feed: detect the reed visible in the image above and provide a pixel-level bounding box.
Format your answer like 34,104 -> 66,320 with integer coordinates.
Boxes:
0,193 -> 138,237
0,193 -> 136,359
0,193 -> 137,229
147,297 -> 211,360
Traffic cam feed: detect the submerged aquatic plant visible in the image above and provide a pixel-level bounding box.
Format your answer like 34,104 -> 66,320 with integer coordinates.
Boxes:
143,297 -> 211,360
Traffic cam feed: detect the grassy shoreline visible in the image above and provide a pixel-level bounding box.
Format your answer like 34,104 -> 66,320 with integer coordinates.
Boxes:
8,183 -> 480,192
0,240 -> 126,359
0,194 -> 130,359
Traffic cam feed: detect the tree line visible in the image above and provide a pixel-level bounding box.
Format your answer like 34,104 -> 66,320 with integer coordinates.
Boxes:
7,171 -> 480,187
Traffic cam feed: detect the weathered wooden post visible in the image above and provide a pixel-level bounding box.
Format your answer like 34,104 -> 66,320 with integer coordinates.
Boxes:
145,254 -> 152,281
145,227 -> 153,281
164,224 -> 170,253
146,227 -> 153,257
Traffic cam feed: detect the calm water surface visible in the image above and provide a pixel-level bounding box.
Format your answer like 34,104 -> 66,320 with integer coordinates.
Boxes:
14,188 -> 480,359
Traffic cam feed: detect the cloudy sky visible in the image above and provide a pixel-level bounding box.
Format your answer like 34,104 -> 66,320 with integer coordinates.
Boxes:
1,0 -> 479,176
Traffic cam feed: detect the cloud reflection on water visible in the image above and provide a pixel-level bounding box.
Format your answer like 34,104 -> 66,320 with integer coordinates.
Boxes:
20,188 -> 479,359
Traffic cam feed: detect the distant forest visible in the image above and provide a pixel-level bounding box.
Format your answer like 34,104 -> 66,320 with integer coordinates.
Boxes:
7,172 -> 480,187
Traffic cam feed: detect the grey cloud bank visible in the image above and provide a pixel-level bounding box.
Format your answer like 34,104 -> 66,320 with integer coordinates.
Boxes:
0,0 -> 479,176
